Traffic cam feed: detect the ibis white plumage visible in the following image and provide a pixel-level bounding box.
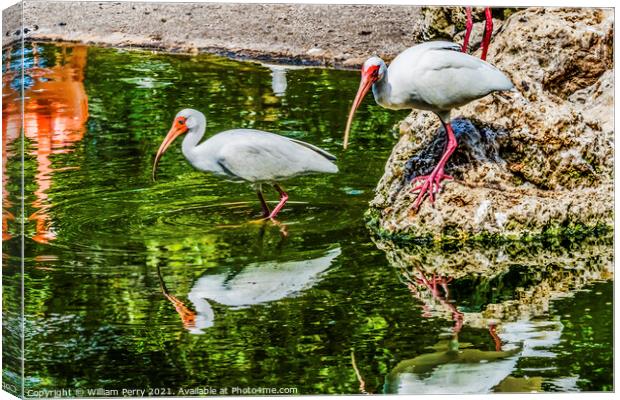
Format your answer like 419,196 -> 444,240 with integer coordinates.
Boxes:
153,108 -> 338,219
343,41 -> 513,209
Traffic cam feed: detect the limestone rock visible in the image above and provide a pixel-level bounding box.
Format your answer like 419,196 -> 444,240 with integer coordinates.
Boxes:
370,7 -> 614,240
420,6 -> 469,40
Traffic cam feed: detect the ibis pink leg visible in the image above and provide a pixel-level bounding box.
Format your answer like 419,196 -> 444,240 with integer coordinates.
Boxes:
462,7 -> 474,53
415,269 -> 463,333
410,120 -> 457,210
481,7 -> 493,61
256,188 -> 271,218
489,323 -> 502,351
267,183 -> 289,219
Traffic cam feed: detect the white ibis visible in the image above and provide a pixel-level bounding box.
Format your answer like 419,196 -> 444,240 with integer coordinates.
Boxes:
153,108 -> 338,219
343,41 -> 513,209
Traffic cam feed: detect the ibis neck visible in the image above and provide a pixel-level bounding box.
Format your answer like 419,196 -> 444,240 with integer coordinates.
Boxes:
181,116 -> 207,161
371,74 -> 392,108
187,292 -> 215,333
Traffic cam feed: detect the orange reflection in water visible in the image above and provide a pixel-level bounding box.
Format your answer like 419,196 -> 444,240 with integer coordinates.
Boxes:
2,44 -> 89,244
156,265 -> 198,330
2,46 -> 22,242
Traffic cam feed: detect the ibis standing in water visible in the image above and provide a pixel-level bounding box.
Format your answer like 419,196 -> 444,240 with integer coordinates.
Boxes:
343,41 -> 513,209
152,109 -> 338,219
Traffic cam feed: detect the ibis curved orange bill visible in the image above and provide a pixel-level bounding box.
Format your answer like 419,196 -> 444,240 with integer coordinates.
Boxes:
343,67 -> 378,149
152,117 -> 188,181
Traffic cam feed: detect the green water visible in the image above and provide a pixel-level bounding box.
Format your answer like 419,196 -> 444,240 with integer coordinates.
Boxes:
2,43 -> 613,395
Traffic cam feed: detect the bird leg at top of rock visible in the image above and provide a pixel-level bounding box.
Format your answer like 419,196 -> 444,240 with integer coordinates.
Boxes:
461,7 -> 494,61
462,7 -> 474,53
481,8 -> 493,61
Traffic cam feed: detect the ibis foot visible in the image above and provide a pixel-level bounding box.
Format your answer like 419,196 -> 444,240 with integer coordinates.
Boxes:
410,116 -> 458,211
410,170 -> 453,209
269,218 -> 289,237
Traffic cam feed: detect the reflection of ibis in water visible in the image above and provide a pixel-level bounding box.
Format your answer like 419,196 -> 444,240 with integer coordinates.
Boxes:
159,247 -> 341,334
381,269 -> 573,394
385,320 -> 569,394
268,65 -> 287,97
262,63 -> 307,97
152,109 -> 338,219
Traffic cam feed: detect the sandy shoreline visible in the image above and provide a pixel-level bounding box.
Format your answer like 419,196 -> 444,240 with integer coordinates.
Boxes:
3,1 -> 440,67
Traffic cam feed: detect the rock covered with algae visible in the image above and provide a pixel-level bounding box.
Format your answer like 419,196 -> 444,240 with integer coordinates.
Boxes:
369,8 -> 613,241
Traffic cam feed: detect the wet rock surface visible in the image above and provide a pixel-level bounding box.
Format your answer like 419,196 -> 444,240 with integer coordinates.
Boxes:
370,7 -> 613,240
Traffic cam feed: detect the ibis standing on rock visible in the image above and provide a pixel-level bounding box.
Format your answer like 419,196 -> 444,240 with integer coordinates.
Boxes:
152,109 -> 338,219
343,41 -> 513,209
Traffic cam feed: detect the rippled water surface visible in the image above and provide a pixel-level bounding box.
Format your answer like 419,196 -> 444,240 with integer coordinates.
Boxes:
2,44 -> 613,394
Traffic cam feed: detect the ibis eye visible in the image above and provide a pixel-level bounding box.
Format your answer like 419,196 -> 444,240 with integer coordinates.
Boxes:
178,119 -> 185,125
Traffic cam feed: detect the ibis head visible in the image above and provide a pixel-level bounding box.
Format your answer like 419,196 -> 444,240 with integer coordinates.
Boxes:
343,57 -> 387,149
152,109 -> 202,181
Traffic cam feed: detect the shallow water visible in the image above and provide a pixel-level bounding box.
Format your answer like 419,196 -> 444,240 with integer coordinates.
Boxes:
2,43 -> 613,395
